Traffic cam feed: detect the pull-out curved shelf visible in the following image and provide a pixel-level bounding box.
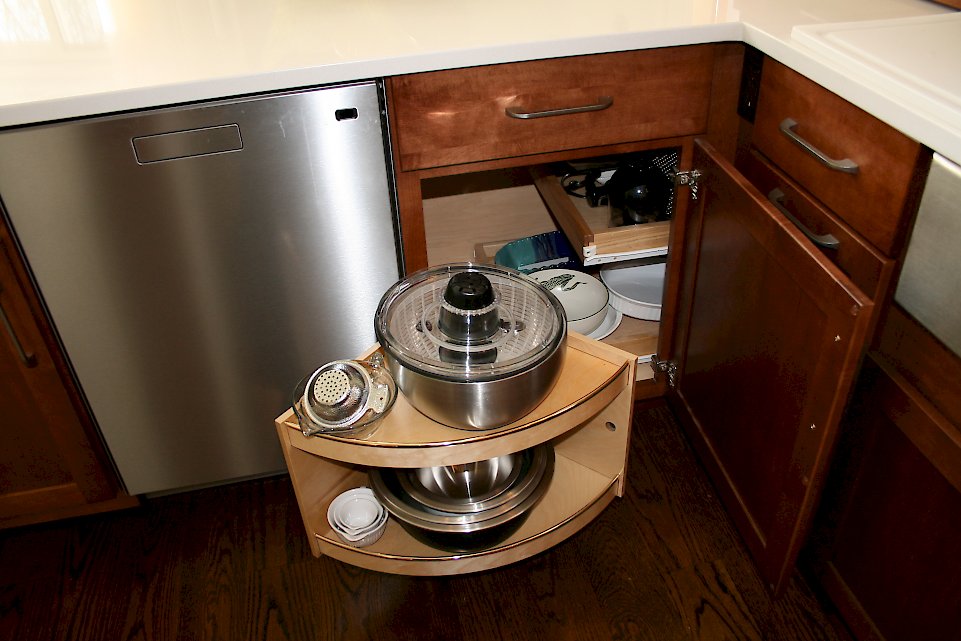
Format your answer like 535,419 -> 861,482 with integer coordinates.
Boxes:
274,332 -> 636,575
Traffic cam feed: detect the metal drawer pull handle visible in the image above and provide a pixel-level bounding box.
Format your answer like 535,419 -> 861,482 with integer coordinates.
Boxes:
778,118 -> 859,174
506,96 -> 613,120
0,290 -> 38,367
768,189 -> 841,250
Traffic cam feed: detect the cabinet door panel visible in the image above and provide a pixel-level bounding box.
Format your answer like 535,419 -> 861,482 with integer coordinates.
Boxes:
670,140 -> 873,593
829,361 -> 961,641
0,228 -> 134,527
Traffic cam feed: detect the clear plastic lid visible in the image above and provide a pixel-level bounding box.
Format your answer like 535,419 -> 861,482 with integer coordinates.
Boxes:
375,264 -> 566,382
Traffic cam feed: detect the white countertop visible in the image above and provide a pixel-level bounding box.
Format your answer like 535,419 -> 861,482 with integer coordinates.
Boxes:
1,0 -> 958,162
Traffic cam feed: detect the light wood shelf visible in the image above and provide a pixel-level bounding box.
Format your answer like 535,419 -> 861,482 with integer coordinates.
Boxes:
300,454 -> 617,576
278,333 -> 631,468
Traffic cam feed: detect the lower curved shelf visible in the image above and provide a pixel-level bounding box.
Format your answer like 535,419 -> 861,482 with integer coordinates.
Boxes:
314,455 -> 618,576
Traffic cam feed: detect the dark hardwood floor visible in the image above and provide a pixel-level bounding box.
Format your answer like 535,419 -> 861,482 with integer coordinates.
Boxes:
0,402 -> 845,641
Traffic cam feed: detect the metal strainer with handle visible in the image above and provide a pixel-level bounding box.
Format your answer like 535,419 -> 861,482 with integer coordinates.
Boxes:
292,353 -> 397,438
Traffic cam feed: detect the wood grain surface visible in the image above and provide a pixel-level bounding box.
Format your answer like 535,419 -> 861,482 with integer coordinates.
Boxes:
752,60 -> 926,256
0,403 -> 844,641
388,47 -> 713,172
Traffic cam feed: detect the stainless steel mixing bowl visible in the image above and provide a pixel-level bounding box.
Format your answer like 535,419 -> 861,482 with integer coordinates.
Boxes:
398,452 -> 530,514
369,445 -> 555,553
415,456 -> 519,500
386,348 -> 566,429
368,445 -> 553,530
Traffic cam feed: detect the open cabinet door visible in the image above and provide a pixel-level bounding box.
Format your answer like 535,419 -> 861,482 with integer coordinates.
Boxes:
667,139 -> 873,593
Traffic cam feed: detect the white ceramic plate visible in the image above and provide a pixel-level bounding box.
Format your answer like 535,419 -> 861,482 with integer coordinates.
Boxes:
599,262 -> 665,321
585,305 -> 623,340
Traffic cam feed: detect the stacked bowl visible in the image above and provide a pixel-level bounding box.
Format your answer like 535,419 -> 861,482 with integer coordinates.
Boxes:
369,444 -> 554,552
326,487 -> 389,547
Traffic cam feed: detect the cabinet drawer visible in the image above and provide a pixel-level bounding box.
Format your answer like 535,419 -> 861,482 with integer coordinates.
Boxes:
752,60 -> 923,255
739,150 -> 894,300
388,46 -> 714,172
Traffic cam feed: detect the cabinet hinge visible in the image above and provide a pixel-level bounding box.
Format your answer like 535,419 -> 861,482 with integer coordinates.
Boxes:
650,356 -> 678,388
673,169 -> 701,200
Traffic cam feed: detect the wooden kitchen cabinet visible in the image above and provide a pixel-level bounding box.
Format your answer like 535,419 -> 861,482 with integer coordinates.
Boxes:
386,45 -> 727,399
380,44 -> 927,590
803,306 -> 961,641
0,219 -> 136,528
275,334 -> 636,575
386,46 -> 716,278
751,60 -> 926,257
662,54 -> 930,594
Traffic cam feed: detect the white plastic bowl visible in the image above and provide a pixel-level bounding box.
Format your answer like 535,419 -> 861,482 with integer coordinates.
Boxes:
599,261 -> 665,321
530,269 -> 609,335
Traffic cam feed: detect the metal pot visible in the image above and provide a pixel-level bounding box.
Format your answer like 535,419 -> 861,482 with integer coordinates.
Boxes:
374,263 -> 567,430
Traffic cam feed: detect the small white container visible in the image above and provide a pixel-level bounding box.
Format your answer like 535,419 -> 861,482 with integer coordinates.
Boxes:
327,487 -> 388,547
599,261 -> 665,321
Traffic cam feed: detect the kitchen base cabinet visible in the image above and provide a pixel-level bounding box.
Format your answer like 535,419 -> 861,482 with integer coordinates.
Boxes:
803,308 -> 961,641
275,334 -> 635,575
384,44 -> 925,593
386,45 -> 721,402
0,220 -> 136,528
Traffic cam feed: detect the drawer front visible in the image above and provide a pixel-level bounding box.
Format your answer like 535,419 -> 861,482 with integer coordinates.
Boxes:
753,60 -> 923,255
388,46 -> 714,172
739,150 -> 893,301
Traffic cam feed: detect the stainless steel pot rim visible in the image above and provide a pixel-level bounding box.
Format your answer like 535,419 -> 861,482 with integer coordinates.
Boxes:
397,451 -> 526,513
369,445 -> 554,532
374,263 -> 567,383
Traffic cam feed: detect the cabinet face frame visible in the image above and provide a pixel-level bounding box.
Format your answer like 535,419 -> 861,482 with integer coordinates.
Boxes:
667,139 -> 874,594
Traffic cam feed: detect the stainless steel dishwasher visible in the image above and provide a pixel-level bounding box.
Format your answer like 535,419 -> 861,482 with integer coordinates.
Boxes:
895,153 -> 961,357
0,82 -> 402,495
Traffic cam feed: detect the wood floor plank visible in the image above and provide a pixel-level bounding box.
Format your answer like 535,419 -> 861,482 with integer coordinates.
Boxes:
665,560 -> 763,641
633,404 -> 845,641
568,507 -> 690,641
